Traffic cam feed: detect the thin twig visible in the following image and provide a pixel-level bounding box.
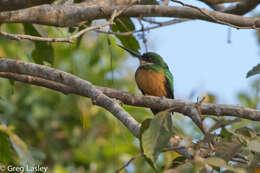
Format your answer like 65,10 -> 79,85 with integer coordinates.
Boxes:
106,36 -> 115,84
0,22 -> 111,43
115,153 -> 143,173
0,31 -> 71,43
96,18 -> 190,36
138,18 -> 148,52
208,118 -> 241,132
162,146 -> 187,152
227,27 -> 231,44
142,18 -> 164,25
0,10 -> 119,43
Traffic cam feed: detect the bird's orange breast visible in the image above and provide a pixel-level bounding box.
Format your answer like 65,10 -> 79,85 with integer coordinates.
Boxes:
135,69 -> 167,97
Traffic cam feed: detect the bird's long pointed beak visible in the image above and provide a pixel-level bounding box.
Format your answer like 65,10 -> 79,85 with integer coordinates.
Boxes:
117,44 -> 141,59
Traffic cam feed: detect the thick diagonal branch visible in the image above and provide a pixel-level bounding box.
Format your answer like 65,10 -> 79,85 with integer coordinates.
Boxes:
0,58 -> 140,138
0,4 -> 259,28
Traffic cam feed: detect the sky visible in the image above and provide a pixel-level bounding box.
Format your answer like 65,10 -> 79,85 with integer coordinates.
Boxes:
133,1 -> 260,104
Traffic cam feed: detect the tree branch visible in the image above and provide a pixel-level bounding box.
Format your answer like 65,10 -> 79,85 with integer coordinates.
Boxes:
1,57 -> 258,161
0,0 -> 55,12
99,87 -> 260,121
0,58 -> 260,123
0,4 -> 259,28
221,0 -> 260,15
0,58 -> 196,159
0,58 -> 140,138
0,9 -> 120,43
200,0 -> 248,4
199,0 -> 260,15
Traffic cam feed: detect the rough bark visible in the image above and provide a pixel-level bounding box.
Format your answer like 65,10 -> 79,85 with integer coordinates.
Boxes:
0,4 -> 259,28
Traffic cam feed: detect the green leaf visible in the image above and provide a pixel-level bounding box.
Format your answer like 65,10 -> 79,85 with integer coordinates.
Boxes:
53,165 -> 70,173
140,111 -> 174,171
74,0 -> 84,3
112,18 -> 135,32
7,126 -> 43,169
7,79 -> 15,97
31,42 -> 54,65
249,152 -> 260,170
169,156 -> 187,169
215,139 -> 242,162
23,24 -> 54,65
246,63 -> 260,78
235,127 -> 256,139
140,0 -> 158,4
23,24 -> 40,36
237,93 -> 255,108
220,128 -> 233,141
204,157 -> 246,173
89,37 -> 106,66
116,35 -> 140,52
111,18 -> 140,52
0,131 -> 15,164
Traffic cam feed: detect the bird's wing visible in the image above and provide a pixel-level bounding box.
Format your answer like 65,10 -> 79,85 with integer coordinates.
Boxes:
164,69 -> 174,99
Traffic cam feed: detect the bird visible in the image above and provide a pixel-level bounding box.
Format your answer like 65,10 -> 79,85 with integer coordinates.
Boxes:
117,45 -> 174,115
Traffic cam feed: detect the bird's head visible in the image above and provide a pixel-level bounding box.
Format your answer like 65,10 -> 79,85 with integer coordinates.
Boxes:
117,45 -> 169,68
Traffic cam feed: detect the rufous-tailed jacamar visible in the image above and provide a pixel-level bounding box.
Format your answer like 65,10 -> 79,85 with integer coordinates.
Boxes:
118,45 -> 174,115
